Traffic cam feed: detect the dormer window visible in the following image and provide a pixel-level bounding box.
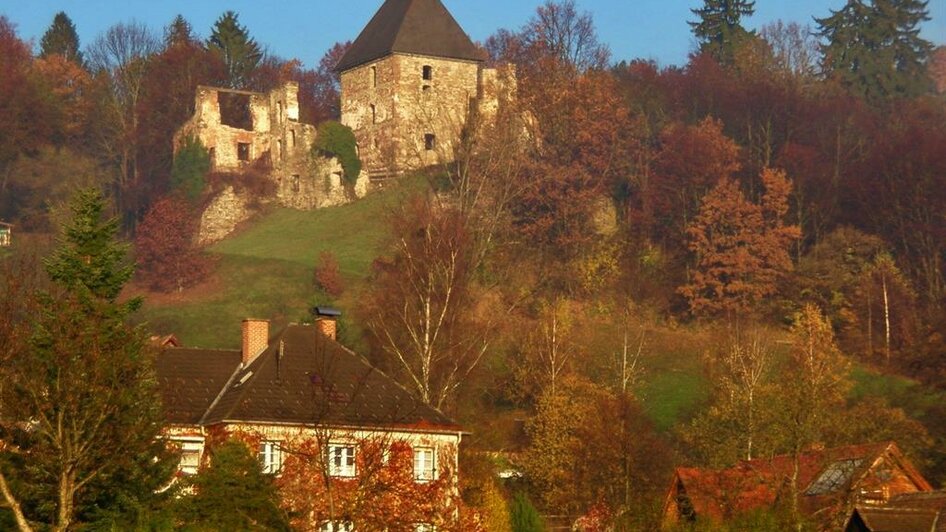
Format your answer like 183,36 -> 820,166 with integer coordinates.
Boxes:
422,65 -> 432,81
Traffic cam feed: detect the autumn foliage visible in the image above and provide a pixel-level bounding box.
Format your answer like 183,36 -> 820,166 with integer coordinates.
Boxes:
135,196 -> 210,292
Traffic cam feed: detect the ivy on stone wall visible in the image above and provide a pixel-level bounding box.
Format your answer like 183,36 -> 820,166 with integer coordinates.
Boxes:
313,121 -> 361,184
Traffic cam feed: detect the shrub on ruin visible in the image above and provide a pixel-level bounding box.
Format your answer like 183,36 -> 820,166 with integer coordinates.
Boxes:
171,135 -> 210,201
313,121 -> 361,183
313,250 -> 344,298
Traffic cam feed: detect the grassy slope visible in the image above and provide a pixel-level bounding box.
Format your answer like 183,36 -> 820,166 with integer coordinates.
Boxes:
136,183 -> 416,349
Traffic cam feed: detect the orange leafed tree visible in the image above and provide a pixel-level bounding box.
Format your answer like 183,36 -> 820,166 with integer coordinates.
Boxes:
680,168 -> 800,317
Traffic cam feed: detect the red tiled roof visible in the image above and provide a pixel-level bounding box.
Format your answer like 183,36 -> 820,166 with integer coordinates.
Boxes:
667,442 -> 930,524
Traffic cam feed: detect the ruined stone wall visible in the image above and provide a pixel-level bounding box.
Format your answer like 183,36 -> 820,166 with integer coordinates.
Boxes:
177,82 -> 369,244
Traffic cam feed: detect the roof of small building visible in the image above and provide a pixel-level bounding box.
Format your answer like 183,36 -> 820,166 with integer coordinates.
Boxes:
156,324 -> 459,432
667,442 -> 931,523
335,0 -> 484,73
850,506 -> 942,532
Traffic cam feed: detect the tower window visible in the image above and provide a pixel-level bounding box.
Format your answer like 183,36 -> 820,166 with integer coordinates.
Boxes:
422,65 -> 432,80
370,104 -> 377,124
424,134 -> 436,151
237,142 -> 250,162
371,66 -> 378,87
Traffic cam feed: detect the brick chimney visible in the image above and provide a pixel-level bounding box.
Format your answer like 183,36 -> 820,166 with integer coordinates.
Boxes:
313,307 -> 341,341
242,319 -> 270,365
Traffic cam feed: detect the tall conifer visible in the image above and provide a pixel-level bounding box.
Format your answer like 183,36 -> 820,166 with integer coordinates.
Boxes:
689,0 -> 756,66
39,11 -> 83,65
207,11 -> 262,89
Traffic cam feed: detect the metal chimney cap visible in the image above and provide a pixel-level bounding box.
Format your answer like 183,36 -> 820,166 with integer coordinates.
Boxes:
313,306 -> 342,317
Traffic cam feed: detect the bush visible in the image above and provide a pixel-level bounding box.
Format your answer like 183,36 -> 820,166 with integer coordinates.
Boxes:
510,492 -> 544,532
313,121 -> 361,183
171,136 -> 210,201
313,251 -> 344,298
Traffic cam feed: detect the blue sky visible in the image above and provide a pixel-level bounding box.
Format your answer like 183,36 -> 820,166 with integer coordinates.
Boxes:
3,1 -> 944,69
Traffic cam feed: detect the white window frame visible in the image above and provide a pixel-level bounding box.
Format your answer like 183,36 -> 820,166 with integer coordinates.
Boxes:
320,521 -> 353,532
328,443 -> 357,478
415,523 -> 436,532
258,441 -> 283,475
413,446 -> 436,482
177,439 -> 203,475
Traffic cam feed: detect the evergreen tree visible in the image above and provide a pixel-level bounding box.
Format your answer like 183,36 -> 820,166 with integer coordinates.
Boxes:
39,11 -> 83,65
176,439 -> 289,531
0,189 -> 174,530
817,0 -> 933,99
689,0 -> 756,65
170,135 -> 210,200
509,493 -> 544,532
207,10 -> 262,89
164,14 -> 195,48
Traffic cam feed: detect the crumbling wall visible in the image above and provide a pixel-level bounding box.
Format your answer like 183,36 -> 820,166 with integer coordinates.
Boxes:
175,82 -> 367,240
197,186 -> 251,246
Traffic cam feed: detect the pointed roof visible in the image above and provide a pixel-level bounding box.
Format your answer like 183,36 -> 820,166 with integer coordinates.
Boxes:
335,0 -> 483,73
156,324 -> 459,432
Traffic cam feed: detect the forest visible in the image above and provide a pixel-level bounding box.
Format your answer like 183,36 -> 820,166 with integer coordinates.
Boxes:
1,0 -> 946,530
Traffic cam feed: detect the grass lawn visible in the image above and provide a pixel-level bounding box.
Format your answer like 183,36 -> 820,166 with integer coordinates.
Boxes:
135,180 -> 422,349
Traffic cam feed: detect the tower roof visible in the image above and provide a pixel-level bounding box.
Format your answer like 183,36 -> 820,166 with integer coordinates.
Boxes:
335,0 -> 484,73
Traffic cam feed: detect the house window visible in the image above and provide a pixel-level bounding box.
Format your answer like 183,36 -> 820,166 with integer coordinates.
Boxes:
422,65 -> 432,80
291,174 -> 300,193
371,65 -> 378,87
237,142 -> 250,162
258,441 -> 283,474
320,522 -> 353,532
424,134 -> 436,151
370,104 -> 377,124
413,447 -> 436,482
328,443 -> 356,477
178,440 -> 202,475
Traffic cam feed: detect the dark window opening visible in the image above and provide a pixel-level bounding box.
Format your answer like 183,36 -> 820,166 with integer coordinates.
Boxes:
422,85 -> 431,94
370,104 -> 377,124
237,142 -> 251,162
290,129 -> 296,148
371,66 -> 378,87
291,174 -> 300,193
219,92 -> 253,130
424,134 -> 436,151
277,101 -> 283,124
422,65 -> 432,81
278,139 -> 285,161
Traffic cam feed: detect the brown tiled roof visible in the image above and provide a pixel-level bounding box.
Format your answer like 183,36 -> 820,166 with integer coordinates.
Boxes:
668,442 -> 930,523
335,0 -> 483,72
850,491 -> 946,531
158,324 -> 458,432
156,348 -> 241,424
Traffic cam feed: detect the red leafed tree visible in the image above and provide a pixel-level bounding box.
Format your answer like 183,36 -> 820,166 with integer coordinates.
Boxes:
650,117 -> 742,247
135,196 -> 210,293
313,250 -> 344,298
276,436 -> 479,531
680,168 -> 800,318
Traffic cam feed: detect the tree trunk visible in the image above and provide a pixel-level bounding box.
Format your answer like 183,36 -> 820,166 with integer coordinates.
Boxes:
0,471 -> 33,532
55,470 -> 75,532
882,272 -> 891,366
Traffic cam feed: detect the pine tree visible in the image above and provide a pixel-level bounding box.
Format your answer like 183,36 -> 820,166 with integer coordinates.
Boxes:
689,0 -> 756,66
207,10 -> 262,89
39,11 -> 83,65
164,14 -> 195,48
177,440 -> 289,530
817,0 -> 933,99
170,135 -> 210,200
0,189 -> 174,530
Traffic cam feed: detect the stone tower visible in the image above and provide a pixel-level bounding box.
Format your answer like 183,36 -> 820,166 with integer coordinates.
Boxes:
337,0 -> 509,178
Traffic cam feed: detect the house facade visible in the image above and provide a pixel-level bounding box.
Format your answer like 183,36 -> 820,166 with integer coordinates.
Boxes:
156,313 -> 465,529
663,442 -> 933,530
337,0 -> 515,178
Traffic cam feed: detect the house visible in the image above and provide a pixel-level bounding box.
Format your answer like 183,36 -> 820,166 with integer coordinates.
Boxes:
156,310 -> 465,527
337,0 -> 515,178
663,442 -> 933,529
0,221 -> 12,247
846,491 -> 946,531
